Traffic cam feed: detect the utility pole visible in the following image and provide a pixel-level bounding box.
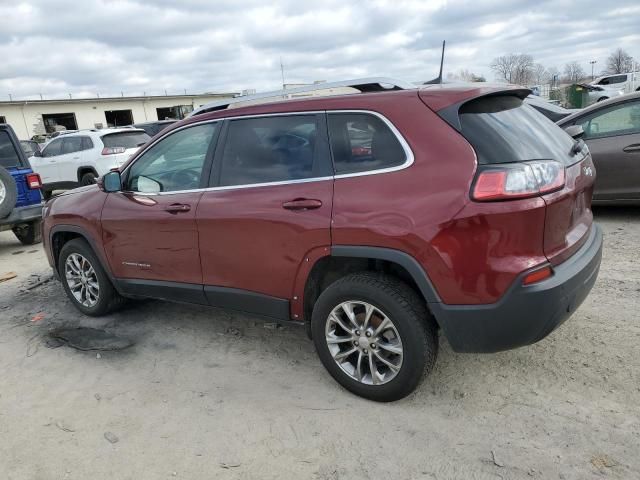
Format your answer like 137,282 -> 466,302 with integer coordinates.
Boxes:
9,93 -> 12,101
590,60 -> 597,80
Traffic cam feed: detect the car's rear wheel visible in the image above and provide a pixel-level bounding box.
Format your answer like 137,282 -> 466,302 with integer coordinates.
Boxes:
0,166 -> 18,218
58,238 -> 125,316
12,221 -> 42,245
311,273 -> 438,402
81,172 -> 97,185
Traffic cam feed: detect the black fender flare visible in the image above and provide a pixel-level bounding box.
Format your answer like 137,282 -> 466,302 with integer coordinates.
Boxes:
49,224 -> 120,291
331,245 -> 442,304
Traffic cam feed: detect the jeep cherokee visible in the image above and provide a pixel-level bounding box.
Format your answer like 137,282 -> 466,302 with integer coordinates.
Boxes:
42,79 -> 602,401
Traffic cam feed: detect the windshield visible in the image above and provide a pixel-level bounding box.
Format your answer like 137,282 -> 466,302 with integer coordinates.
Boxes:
102,131 -> 151,149
459,95 -> 576,165
0,131 -> 22,168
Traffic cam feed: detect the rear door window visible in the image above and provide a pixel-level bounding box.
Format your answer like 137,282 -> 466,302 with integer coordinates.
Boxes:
0,131 -> 21,168
459,95 -> 575,165
102,131 -> 150,149
217,114 -> 328,187
62,136 -> 83,154
81,136 -> 94,151
328,113 -> 406,174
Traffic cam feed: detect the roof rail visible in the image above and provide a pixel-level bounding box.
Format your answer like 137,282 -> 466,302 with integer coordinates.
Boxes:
190,77 -> 414,116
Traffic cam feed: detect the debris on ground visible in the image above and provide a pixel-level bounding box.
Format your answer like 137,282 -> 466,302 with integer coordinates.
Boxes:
591,454 -> 617,470
220,463 -> 241,469
55,420 -> 75,433
0,271 -> 17,283
491,449 -> 505,467
104,431 -> 119,444
31,312 -> 45,322
48,327 -> 134,351
25,274 -> 54,291
226,326 -> 241,336
263,323 -> 282,330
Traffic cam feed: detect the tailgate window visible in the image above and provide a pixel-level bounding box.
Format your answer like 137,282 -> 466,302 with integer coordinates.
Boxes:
0,131 -> 22,168
102,131 -> 150,149
459,96 -> 575,165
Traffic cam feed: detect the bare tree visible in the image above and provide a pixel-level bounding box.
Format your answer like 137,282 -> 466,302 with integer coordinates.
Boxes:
532,63 -> 550,85
490,53 -> 534,85
607,48 -> 634,74
563,61 -> 585,83
448,69 -> 486,82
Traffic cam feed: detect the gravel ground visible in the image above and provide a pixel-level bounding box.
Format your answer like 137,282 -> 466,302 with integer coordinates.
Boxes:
0,207 -> 638,480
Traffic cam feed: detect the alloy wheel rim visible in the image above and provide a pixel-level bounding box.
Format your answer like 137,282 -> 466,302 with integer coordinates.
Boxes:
0,179 -> 6,204
65,253 -> 99,307
325,301 -> 403,385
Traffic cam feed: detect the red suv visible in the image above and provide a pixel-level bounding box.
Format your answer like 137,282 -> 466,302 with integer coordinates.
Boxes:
42,79 -> 603,401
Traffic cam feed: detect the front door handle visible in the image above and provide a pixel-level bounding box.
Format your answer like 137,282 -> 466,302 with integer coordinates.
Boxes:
164,203 -> 191,213
282,198 -> 323,211
623,144 -> 640,153
73,156 -> 80,160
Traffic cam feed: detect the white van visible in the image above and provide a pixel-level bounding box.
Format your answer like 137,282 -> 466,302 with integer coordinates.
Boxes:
588,71 -> 640,103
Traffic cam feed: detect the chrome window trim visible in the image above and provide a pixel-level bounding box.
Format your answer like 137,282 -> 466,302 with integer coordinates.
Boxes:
121,110 -> 414,196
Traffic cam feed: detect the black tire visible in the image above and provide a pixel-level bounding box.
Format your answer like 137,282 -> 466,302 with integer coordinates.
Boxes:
81,172 -> 97,185
311,273 -> 438,402
12,221 -> 42,245
0,166 -> 18,218
42,190 -> 52,201
58,238 -> 125,316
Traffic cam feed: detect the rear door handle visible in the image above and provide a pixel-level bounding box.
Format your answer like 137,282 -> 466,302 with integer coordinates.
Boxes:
623,144 -> 640,153
164,203 -> 191,213
282,198 -> 323,210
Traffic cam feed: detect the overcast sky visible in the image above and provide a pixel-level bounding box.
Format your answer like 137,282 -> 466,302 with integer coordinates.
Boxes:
0,0 -> 639,100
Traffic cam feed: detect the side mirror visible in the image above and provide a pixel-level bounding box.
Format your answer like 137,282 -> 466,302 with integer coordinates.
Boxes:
33,150 -> 43,157
101,171 -> 122,192
564,124 -> 584,139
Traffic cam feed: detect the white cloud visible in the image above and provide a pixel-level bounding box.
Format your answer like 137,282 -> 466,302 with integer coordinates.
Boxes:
0,0 -> 638,100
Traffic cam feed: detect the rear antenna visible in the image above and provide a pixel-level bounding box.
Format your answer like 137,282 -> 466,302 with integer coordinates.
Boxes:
423,40 -> 446,84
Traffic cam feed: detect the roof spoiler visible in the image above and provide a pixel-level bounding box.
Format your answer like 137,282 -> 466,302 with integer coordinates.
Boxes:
437,88 -> 531,132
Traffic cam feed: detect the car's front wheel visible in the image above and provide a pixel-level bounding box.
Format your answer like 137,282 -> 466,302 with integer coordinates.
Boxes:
81,172 -> 97,185
311,273 -> 438,402
58,238 -> 125,316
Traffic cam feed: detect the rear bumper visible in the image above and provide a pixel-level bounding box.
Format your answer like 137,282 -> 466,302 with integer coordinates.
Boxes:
433,224 -> 603,353
0,203 -> 44,227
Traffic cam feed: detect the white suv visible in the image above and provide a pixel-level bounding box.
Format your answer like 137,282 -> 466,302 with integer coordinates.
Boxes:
29,128 -> 150,198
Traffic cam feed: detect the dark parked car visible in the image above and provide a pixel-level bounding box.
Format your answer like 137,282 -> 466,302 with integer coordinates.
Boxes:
132,120 -> 177,137
42,80 -> 602,401
0,124 -> 44,244
557,91 -> 640,204
20,140 -> 42,158
524,95 -> 578,122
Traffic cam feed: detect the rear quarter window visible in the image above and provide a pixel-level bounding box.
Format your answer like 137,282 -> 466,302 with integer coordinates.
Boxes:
102,131 -> 151,149
459,95 -> 575,165
0,131 -> 22,168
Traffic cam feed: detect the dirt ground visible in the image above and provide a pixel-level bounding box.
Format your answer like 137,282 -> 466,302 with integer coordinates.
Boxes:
0,207 -> 638,480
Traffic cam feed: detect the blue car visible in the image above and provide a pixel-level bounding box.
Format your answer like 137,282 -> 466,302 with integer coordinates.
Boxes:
0,123 -> 44,244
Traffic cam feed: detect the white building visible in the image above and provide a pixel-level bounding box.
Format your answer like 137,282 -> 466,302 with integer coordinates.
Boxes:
0,92 -> 236,139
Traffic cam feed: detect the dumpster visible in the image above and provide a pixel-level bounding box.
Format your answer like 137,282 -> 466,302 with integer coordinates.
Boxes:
566,84 -> 590,108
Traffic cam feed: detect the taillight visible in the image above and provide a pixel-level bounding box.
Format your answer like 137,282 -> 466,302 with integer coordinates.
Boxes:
26,173 -> 42,189
102,147 -> 126,155
472,160 -> 565,201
